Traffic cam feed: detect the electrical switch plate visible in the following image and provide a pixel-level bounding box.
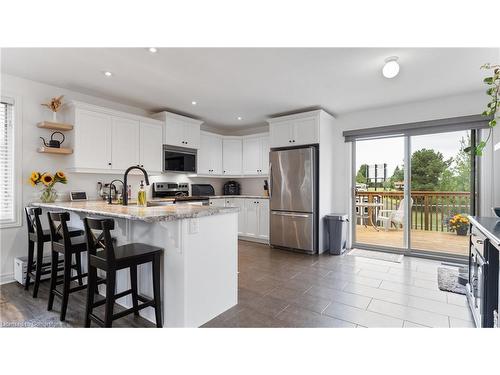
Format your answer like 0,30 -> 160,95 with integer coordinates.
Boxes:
189,218 -> 199,234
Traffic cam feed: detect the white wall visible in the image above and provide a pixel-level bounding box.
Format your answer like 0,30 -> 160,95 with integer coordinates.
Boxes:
232,177 -> 267,196
0,74 -> 224,283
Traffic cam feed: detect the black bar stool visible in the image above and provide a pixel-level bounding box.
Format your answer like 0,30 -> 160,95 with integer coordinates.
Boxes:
46,211 -> 89,321
83,217 -> 163,328
24,207 -> 84,298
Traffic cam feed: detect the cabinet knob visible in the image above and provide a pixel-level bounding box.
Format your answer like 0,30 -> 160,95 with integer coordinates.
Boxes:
108,162 -> 112,166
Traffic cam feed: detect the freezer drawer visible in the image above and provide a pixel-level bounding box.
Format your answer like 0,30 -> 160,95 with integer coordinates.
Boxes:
270,211 -> 314,252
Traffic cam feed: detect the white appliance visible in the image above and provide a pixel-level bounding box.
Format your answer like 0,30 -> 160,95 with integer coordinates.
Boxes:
14,256 -> 52,285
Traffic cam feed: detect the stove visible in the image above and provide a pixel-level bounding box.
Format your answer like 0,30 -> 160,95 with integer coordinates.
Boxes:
152,182 -> 189,198
152,182 -> 210,206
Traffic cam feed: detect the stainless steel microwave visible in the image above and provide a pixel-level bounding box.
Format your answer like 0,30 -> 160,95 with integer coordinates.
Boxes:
163,145 -> 197,173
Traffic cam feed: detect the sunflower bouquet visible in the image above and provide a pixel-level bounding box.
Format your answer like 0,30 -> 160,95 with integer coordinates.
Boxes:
29,171 -> 67,203
449,214 -> 469,236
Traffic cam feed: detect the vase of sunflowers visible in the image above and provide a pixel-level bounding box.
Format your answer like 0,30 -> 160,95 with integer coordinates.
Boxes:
449,214 -> 469,236
29,171 -> 68,203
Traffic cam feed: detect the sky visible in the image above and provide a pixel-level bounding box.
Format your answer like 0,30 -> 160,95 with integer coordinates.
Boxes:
355,130 -> 469,180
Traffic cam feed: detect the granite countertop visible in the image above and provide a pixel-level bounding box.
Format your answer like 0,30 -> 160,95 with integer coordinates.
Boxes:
469,216 -> 500,246
209,195 -> 269,199
32,200 -> 239,223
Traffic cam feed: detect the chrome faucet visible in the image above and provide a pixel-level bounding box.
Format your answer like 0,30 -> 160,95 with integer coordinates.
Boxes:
108,179 -> 124,205
122,166 -> 150,206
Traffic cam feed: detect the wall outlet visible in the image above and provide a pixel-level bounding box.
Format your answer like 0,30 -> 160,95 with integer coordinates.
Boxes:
189,218 -> 199,234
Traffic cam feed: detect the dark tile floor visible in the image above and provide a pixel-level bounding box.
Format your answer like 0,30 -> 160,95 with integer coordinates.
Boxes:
0,240 -> 474,328
201,240 -> 475,328
0,278 -> 155,328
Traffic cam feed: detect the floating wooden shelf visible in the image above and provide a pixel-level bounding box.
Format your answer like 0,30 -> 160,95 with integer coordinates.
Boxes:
37,146 -> 73,155
37,121 -> 73,131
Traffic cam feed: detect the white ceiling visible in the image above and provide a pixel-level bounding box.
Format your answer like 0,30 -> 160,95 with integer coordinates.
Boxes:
1,48 -> 498,129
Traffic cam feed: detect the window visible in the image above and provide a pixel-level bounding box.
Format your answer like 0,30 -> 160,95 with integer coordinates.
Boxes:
0,97 -> 20,227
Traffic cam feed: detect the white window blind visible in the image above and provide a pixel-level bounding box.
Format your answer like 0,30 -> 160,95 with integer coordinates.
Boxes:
0,99 -> 15,224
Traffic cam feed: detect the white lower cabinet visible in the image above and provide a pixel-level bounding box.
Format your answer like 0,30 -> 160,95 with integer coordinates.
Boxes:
224,198 -> 245,235
208,198 -> 226,207
223,197 -> 269,242
257,199 -> 269,240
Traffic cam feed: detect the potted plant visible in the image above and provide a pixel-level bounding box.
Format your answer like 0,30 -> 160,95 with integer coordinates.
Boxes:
464,63 -> 499,156
449,214 -> 470,236
29,170 -> 68,203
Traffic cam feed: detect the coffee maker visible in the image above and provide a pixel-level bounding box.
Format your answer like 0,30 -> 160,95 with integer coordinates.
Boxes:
223,180 -> 240,195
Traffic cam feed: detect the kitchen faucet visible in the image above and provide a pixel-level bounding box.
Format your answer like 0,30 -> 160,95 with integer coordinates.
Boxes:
122,166 -> 150,206
108,179 -> 124,204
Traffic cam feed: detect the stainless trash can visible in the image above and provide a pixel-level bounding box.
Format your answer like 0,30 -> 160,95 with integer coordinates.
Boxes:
325,214 -> 349,255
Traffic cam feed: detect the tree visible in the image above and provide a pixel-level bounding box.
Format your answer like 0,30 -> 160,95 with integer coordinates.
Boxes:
437,135 -> 471,192
356,164 -> 369,184
411,149 -> 452,191
452,136 -> 472,191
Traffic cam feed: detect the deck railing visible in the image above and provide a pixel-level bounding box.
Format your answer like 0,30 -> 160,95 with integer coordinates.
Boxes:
355,191 -> 471,232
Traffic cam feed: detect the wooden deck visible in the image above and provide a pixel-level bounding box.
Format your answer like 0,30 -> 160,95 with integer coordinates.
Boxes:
355,225 -> 469,256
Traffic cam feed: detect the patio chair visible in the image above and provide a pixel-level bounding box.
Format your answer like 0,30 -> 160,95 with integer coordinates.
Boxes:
377,198 -> 413,231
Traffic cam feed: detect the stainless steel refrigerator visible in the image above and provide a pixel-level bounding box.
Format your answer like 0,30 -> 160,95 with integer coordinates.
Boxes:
269,146 -> 317,253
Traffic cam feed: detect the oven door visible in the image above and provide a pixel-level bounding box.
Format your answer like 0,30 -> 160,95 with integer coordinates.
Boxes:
163,146 -> 197,173
468,246 -> 487,328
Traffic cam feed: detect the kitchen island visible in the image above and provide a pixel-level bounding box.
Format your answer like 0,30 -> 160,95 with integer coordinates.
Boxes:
33,200 -> 239,327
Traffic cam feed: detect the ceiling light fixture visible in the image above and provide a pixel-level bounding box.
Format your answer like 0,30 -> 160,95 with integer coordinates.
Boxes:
191,101 -> 197,105
103,71 -> 113,77
237,116 -> 242,121
148,47 -> 158,53
382,56 -> 400,79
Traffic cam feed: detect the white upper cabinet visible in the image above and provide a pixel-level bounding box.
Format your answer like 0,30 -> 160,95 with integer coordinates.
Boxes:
111,117 -> 140,170
73,109 -> 113,170
242,135 -> 270,175
198,132 -> 223,175
222,138 -> 242,175
139,120 -> 163,173
64,101 -> 164,174
269,121 -> 294,148
152,111 -> 202,149
268,111 -> 322,148
242,137 -> 261,175
293,116 -> 319,146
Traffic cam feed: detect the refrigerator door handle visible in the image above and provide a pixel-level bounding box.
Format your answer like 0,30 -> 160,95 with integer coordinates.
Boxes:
269,162 -> 272,198
271,211 -> 310,218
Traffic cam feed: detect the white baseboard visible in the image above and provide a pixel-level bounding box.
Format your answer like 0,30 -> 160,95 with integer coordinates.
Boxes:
238,235 -> 269,244
0,273 -> 15,285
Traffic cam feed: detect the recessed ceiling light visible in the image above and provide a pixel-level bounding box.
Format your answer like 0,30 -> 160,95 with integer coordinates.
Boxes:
103,71 -> 113,77
382,56 -> 400,79
148,47 -> 158,53
191,101 -> 197,105
237,116 -> 242,121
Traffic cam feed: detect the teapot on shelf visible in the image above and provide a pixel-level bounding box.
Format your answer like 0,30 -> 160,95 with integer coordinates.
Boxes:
40,131 -> 65,148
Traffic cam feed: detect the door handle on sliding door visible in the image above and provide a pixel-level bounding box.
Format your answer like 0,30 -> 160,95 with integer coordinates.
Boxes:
271,212 -> 310,218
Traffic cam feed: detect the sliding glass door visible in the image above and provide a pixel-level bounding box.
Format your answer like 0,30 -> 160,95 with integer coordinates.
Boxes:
352,130 -> 475,259
409,130 -> 472,257
353,136 -> 407,250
